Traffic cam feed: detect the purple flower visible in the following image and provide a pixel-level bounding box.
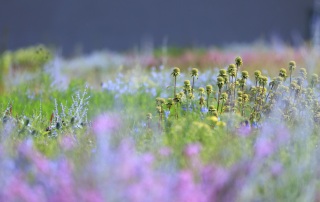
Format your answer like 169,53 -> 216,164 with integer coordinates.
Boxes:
271,162 -> 283,177
185,143 -> 201,157
60,136 -> 76,150
201,107 -> 208,113
255,138 -> 274,158
93,113 -> 121,135
164,110 -> 170,119
159,147 -> 172,157
237,125 -> 252,137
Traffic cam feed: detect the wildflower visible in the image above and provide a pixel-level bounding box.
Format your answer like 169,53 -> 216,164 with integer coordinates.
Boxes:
254,70 -> 261,86
171,67 -> 180,96
93,113 -> 121,135
191,68 -> 199,77
235,56 -> 243,67
146,113 -> 152,120
227,64 -> 236,77
185,143 -> 201,156
299,68 -> 307,79
201,107 -> 208,113
166,98 -> 174,110
255,138 -> 274,158
311,73 -> 319,88
279,68 -> 287,80
289,60 -> 296,83
159,147 -> 172,156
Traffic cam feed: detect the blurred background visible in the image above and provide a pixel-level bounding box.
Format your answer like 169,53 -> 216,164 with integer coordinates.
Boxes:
0,0 -> 317,54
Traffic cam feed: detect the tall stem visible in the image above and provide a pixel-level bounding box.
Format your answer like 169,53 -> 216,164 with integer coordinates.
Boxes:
220,100 -> 225,114
289,70 -> 292,84
217,89 -> 221,111
192,77 -> 195,94
174,76 -> 177,97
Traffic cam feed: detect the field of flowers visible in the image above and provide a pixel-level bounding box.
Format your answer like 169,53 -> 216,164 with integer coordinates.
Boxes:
0,44 -> 320,201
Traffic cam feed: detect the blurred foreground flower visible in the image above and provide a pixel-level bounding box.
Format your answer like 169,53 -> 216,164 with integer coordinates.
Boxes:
92,113 -> 121,135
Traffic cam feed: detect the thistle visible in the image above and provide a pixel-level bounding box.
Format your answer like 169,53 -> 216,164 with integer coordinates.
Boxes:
279,68 -> 287,80
217,76 -> 224,111
288,61 -> 296,84
219,69 -> 229,90
173,93 -> 182,118
254,70 -> 261,87
199,87 -> 205,97
206,85 -> 213,108
299,68 -> 307,80
190,68 -> 199,94
227,64 -> 236,107
156,106 -> 163,129
311,73 -> 319,88
146,113 -> 152,128
241,94 -> 249,116
156,97 -> 166,106
220,92 -> 228,114
240,70 -> 249,91
183,80 -> 191,95
199,97 -> 205,107
171,67 -> 180,97
235,56 -> 243,80
209,105 -> 218,117
166,98 -> 174,110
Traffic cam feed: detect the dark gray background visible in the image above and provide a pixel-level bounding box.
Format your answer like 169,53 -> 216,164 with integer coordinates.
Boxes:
0,0 -> 314,53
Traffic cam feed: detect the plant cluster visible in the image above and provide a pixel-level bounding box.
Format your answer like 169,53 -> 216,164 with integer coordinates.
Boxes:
151,57 -> 320,130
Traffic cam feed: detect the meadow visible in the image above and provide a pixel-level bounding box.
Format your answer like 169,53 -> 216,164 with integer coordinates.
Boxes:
0,44 -> 320,201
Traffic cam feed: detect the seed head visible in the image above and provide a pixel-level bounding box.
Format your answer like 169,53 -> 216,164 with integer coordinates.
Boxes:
199,97 -> 205,105
206,85 -> 213,94
217,76 -> 224,82
191,68 -> 199,77
146,113 -> 152,120
188,93 -> 194,99
156,106 -> 163,114
241,71 -> 249,79
279,68 -> 287,79
174,93 -> 182,103
220,92 -> 228,101
171,67 -> 180,77
289,61 -> 296,71
235,56 -> 243,67
219,69 -> 227,76
228,64 -> 236,77
254,70 -> 261,79
311,73 -> 319,87
209,105 -> 216,112
243,94 -> 249,102
299,68 -> 307,79
199,87 -> 205,94
166,98 -> 173,109
156,97 -> 166,106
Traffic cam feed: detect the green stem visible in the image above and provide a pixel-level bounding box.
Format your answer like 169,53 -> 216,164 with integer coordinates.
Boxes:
217,89 -> 221,111
192,77 -> 195,94
174,76 -> 177,97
